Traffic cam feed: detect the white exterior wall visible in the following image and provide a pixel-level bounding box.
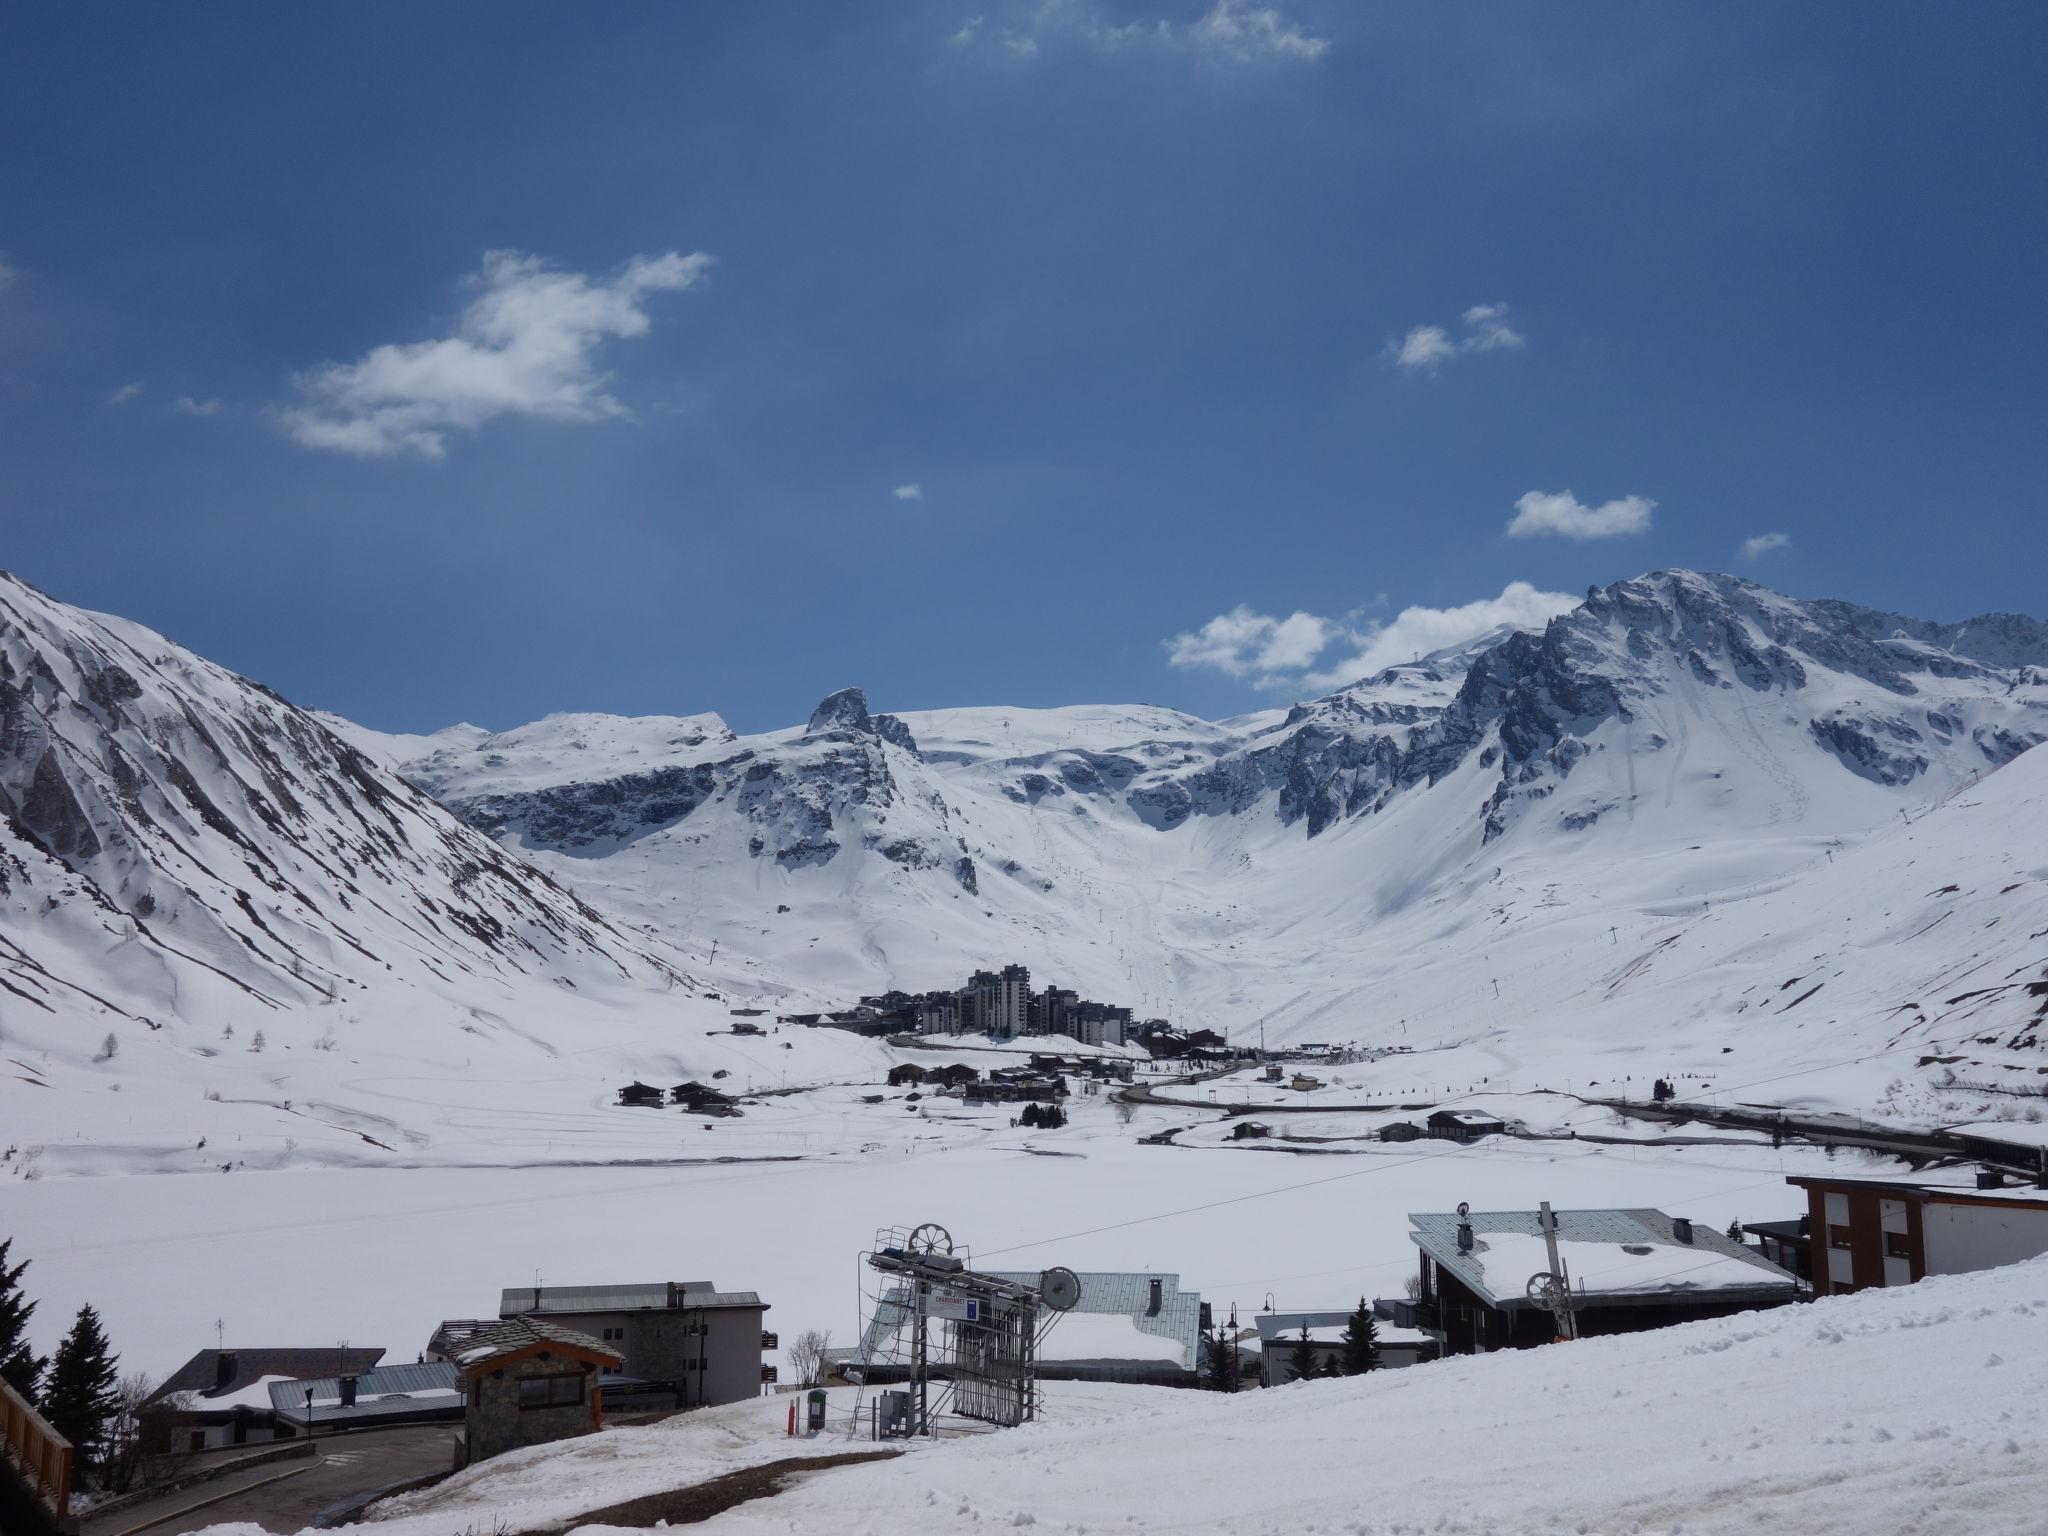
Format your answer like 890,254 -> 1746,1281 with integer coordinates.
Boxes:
1920,1203 -> 2048,1277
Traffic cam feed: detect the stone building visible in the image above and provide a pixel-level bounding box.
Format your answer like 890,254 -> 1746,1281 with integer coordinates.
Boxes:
454,1318 -> 620,1468
497,1280 -> 771,1408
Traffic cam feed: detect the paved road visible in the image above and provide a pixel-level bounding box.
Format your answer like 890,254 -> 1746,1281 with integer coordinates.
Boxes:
86,1425 -> 460,1536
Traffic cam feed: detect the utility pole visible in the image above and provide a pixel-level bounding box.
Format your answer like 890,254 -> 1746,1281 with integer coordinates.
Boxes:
1538,1202 -> 1578,1341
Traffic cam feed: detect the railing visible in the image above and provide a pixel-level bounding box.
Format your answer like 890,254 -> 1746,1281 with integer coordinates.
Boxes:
0,1375 -> 72,1519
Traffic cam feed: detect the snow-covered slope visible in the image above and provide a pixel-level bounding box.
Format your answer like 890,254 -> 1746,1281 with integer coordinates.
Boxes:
0,569 -> 890,1176
345,570 -> 2048,1128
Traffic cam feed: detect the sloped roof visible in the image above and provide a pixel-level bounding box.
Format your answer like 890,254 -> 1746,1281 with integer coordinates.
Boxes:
1409,1208 -> 1799,1310
455,1317 -> 620,1375
269,1361 -> 461,1425
156,1347 -> 385,1401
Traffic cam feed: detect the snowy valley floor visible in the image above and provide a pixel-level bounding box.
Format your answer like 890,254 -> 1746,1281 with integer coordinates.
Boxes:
17,1092 -> 1871,1383
182,1255 -> 2048,1536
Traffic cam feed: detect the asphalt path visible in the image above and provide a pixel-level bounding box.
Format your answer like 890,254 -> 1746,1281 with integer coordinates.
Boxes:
84,1425 -> 460,1536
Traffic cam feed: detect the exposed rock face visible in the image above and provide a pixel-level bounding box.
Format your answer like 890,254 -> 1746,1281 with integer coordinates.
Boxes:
0,568 -> 684,1027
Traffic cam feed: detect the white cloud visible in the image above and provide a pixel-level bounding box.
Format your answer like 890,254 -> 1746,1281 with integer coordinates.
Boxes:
108,381 -> 145,405
1740,531 -> 1791,561
1390,325 -> 1456,372
1166,581 -> 1576,693
1166,606 -> 1337,686
173,395 -> 224,417
280,248 -> 715,460
1388,302 -> 1525,372
953,0 -> 1327,66
892,482 -> 926,502
1505,489 -> 1655,542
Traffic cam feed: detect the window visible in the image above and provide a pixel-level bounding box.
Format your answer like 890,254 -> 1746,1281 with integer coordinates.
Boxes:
1828,1226 -> 1853,1251
600,1326 -> 624,1342
516,1373 -> 586,1409
1884,1230 -> 1912,1260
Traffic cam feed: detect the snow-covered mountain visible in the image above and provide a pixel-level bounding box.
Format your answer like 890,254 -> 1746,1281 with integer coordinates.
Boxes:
341,572 -> 2048,1072
6,567 -> 2047,1176
0,569 -> 889,1176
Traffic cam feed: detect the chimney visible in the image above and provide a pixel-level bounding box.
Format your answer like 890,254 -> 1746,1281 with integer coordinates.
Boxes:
338,1376 -> 357,1408
214,1351 -> 239,1392
1672,1216 -> 1694,1244
1456,1221 -> 1474,1254
1977,1168 -> 2006,1191
1147,1279 -> 1163,1317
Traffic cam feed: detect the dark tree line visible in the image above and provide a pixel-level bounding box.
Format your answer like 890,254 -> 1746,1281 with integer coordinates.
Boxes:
1,1238 -> 133,1491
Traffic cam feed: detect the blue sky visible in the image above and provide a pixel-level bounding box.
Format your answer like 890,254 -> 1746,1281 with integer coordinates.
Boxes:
4,3 -> 2045,734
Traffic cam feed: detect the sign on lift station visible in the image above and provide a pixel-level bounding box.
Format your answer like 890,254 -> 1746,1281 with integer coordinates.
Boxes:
929,1290 -> 981,1322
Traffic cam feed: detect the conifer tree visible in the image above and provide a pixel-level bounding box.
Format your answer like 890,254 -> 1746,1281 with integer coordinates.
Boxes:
1203,1333 -> 1238,1392
0,1238 -> 45,1403
1320,1352 -> 1346,1378
1286,1324 -> 1317,1382
42,1305 -> 119,1487
1339,1297 -> 1381,1375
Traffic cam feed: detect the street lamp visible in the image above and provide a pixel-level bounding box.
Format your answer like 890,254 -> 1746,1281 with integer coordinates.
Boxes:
304,1386 -> 314,1440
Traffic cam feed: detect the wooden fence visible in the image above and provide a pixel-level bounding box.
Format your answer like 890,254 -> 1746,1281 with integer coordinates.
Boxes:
0,1374 -> 71,1519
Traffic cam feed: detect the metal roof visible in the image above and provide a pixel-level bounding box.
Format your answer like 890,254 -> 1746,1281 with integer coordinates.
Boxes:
499,1281 -> 766,1316
988,1270 -> 1203,1370
1252,1310 -> 1352,1344
269,1362 -> 461,1425
1409,1207 -> 1799,1310
156,1348 -> 386,1401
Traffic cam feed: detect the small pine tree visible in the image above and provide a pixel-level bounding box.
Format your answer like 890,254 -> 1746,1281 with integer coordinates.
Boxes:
1339,1297 -> 1381,1375
1726,1220 -> 1745,1245
1019,1102 -> 1042,1128
0,1238 -> 45,1403
97,1033 -> 119,1063
249,1030 -> 266,1054
1320,1352 -> 1346,1378
1203,1333 -> 1238,1393
1286,1324 -> 1317,1383
43,1305 -> 119,1488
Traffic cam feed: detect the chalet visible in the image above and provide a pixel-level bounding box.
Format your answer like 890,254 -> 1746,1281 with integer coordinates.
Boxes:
965,1074 -> 1060,1104
150,1346 -> 385,1449
928,1063 -> 980,1088
730,1021 -> 765,1037
454,1318 -> 620,1468
1404,1206 -> 1800,1355
1786,1169 -> 2048,1297
1377,1122 -> 1426,1143
885,1064 -> 928,1087
1263,1064 -> 1283,1083
1290,1073 -> 1324,1092
728,1007 -> 769,1017
1231,1121 -> 1272,1140
1427,1109 -> 1506,1144
1252,1304 -> 1437,1385
498,1279 -> 771,1409
1742,1216 -> 1813,1281
671,1081 -> 741,1114
615,1081 -> 665,1108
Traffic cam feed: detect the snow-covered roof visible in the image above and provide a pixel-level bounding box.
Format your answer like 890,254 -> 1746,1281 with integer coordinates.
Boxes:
269,1361 -> 462,1424
1409,1208 -> 1799,1309
1787,1171 -> 2048,1207
985,1271 -> 1202,1370
1035,1313 -> 1189,1364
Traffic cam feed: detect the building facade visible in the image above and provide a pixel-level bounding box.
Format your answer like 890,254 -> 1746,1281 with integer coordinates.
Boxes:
456,1318 -> 619,1468
498,1280 -> 770,1408
1787,1173 -> 2048,1296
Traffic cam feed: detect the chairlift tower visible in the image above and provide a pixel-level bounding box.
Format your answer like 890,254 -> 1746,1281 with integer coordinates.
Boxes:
854,1222 -> 1079,1435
